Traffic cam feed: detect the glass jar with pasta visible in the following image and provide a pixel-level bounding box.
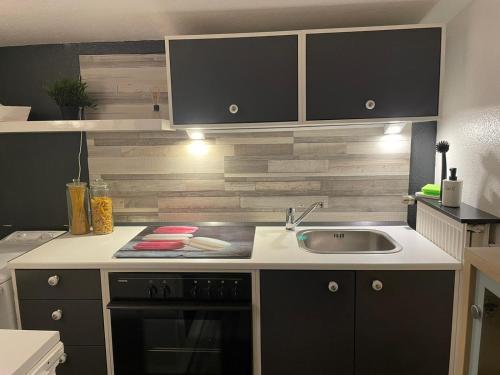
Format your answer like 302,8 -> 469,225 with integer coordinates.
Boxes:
90,178 -> 114,235
66,180 -> 91,235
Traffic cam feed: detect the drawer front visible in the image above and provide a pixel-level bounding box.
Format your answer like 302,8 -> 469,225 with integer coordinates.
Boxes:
19,299 -> 105,346
57,346 -> 107,375
16,269 -> 101,299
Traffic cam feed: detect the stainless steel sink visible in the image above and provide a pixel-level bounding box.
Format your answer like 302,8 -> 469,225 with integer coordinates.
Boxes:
296,229 -> 402,254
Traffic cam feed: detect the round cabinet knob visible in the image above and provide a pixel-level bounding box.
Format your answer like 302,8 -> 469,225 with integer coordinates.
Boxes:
328,281 -> 339,293
471,304 -> 482,320
47,275 -> 60,286
372,280 -> 383,292
59,353 -> 68,364
365,99 -> 376,110
51,309 -> 63,321
229,104 -> 239,114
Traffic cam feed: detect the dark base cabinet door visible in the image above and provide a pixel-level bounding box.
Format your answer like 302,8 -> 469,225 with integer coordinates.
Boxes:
260,271 -> 355,375
355,271 -> 454,375
57,346 -> 107,375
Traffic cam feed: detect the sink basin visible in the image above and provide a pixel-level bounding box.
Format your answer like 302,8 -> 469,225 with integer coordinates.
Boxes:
296,229 -> 402,254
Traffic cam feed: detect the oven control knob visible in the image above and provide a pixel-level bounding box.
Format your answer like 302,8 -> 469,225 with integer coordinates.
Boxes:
162,285 -> 171,298
190,284 -> 199,298
147,285 -> 158,298
217,285 -> 225,299
232,283 -> 239,298
205,285 -> 212,298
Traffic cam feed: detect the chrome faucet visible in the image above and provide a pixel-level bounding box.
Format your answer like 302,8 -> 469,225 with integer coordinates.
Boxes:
285,201 -> 324,231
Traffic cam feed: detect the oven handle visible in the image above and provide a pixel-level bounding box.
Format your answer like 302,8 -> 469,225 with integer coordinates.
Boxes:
107,300 -> 252,312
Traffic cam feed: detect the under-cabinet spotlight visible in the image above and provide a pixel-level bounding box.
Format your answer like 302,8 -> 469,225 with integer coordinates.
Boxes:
384,122 -> 406,135
187,130 -> 205,140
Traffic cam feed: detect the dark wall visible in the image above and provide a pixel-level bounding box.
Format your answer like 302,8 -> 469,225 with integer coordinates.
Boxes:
0,39 -> 436,230
0,40 -> 164,230
407,121 -> 437,228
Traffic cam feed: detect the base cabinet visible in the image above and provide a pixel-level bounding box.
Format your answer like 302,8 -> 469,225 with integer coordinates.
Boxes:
260,270 -> 454,375
355,271 -> 454,375
15,269 -> 107,375
260,271 -> 355,375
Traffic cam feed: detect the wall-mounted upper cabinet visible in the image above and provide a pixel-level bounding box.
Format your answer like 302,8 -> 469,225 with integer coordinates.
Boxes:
166,33 -> 299,127
166,25 -> 443,129
306,27 -> 443,122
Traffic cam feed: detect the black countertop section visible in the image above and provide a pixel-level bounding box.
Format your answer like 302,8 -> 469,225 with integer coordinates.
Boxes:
417,198 -> 500,224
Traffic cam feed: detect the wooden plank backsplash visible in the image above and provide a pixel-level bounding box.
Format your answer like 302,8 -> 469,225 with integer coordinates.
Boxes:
87,125 -> 411,223
79,54 -> 168,120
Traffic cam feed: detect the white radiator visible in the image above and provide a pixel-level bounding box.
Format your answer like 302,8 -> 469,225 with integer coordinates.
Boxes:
416,203 -> 468,261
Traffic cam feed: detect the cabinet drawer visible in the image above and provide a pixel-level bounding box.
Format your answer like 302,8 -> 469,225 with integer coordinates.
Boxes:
57,346 -> 107,375
19,299 -> 105,346
16,269 -> 101,299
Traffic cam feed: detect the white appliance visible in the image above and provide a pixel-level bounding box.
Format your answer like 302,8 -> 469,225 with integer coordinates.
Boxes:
0,329 -> 64,375
0,231 -> 65,328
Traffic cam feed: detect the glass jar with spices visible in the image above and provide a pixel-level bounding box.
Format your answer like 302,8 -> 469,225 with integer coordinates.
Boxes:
90,178 -> 114,235
66,179 -> 91,235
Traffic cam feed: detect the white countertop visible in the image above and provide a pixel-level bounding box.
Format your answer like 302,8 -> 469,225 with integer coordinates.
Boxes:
7,225 -> 460,270
0,329 -> 60,375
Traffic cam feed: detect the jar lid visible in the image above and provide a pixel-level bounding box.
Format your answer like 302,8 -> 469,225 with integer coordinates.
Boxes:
90,178 -> 109,189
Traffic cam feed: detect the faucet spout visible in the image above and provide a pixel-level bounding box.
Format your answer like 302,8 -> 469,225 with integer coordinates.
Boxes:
285,201 -> 324,231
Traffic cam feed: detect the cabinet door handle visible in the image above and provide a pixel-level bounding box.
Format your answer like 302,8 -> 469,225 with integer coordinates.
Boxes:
51,309 -> 63,321
471,304 -> 482,320
229,104 -> 239,114
328,281 -> 339,293
48,275 -> 60,286
371,280 -> 383,292
365,99 -> 376,110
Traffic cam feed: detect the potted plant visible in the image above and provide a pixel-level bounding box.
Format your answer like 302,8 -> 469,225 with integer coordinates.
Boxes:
46,77 -> 96,120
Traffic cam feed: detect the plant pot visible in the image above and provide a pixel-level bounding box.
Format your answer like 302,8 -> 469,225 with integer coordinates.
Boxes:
59,106 -> 81,120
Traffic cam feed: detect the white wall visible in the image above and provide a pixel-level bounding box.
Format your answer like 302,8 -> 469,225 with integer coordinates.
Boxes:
421,0 -> 472,23
422,0 -> 500,238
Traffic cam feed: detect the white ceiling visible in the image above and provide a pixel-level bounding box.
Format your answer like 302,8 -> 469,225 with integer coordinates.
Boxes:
0,0 -> 439,47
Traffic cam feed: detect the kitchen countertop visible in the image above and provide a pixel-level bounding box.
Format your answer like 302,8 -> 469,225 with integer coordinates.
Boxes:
8,225 -> 460,270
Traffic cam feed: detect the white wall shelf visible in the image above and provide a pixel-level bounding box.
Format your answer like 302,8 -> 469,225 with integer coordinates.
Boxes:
0,119 -> 171,133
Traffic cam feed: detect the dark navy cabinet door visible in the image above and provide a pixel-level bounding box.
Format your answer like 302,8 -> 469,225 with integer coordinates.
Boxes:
306,27 -> 442,120
168,35 -> 298,125
355,271 -> 454,375
260,271 -> 355,375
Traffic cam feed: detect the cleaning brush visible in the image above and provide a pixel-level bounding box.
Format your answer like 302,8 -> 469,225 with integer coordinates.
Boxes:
436,141 -> 450,202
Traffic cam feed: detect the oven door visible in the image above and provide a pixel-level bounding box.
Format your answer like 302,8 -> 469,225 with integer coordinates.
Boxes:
108,301 -> 252,375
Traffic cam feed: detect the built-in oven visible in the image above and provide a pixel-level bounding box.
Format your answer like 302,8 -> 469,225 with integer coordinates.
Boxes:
108,272 -> 252,375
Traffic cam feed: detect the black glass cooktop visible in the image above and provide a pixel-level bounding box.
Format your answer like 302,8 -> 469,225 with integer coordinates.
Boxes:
114,225 -> 255,259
